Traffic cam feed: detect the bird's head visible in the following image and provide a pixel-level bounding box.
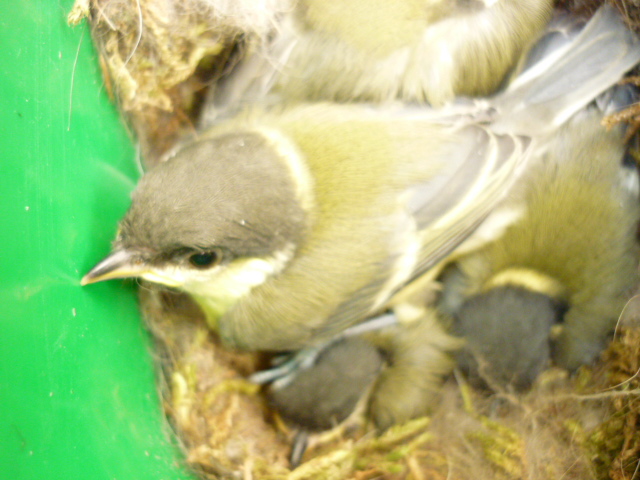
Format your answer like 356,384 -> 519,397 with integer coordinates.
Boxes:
82,131 -> 309,320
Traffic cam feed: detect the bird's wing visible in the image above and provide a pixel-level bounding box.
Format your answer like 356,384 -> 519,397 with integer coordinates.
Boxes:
404,4 -> 640,286
409,125 -> 531,280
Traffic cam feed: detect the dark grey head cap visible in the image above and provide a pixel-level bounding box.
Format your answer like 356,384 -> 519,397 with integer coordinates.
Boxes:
118,131 -> 308,258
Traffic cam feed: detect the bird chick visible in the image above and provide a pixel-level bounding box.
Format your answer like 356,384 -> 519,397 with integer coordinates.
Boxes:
263,310 -> 460,435
267,337 -> 383,432
439,88 -> 640,385
207,0 -> 554,118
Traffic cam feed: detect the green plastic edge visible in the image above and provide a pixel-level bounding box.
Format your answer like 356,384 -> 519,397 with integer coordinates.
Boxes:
0,2 -> 198,479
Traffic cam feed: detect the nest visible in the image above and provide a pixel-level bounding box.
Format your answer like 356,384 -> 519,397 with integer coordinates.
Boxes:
69,1 -> 640,478
556,0 -> 640,30
139,286 -> 640,480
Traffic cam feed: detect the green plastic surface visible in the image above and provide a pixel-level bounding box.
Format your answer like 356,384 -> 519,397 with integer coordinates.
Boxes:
0,3 -> 197,479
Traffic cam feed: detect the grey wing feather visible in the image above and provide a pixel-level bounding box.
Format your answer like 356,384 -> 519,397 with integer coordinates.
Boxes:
491,5 -> 640,136
326,126 -> 530,329
409,127 -> 530,279
326,6 -> 640,324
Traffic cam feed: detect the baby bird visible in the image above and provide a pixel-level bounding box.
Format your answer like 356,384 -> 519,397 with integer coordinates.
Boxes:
439,86 -> 640,387
204,0 -> 553,124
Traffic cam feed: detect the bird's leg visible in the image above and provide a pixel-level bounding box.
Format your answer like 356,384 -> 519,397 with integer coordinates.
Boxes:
248,313 -> 399,387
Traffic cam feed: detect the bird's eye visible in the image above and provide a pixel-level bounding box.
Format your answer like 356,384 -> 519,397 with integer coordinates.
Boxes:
188,251 -> 220,269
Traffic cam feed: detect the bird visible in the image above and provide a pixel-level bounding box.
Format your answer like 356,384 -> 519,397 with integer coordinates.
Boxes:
264,335 -> 383,465
83,6 -> 639,368
266,336 -> 383,432
363,307 -> 462,430
83,99 -> 517,352
256,310 -> 460,442
438,82 -> 640,383
443,278 -> 565,390
258,11 -> 640,429
204,0 -> 554,122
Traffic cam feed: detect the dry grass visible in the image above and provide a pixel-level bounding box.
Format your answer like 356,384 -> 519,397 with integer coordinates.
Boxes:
68,0 -> 290,162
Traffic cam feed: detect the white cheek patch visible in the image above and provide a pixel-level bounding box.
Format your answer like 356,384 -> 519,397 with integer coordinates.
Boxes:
145,244 -> 296,320
188,258 -> 274,301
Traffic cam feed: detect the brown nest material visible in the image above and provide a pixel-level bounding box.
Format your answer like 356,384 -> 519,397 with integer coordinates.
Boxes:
556,0 -> 640,31
68,0 -> 290,163
139,287 -> 450,480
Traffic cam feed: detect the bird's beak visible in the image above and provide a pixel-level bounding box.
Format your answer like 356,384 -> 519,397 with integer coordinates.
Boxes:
81,249 -> 146,285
